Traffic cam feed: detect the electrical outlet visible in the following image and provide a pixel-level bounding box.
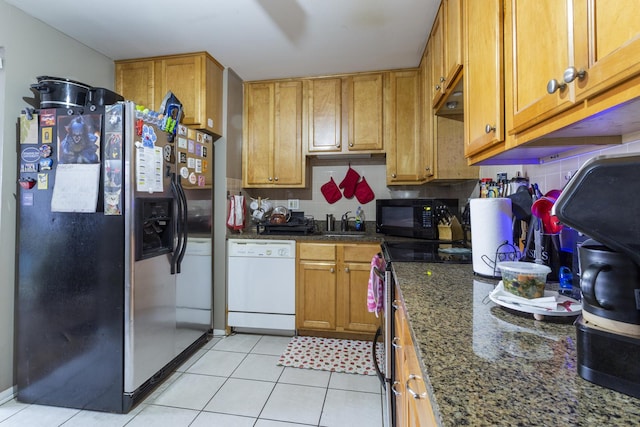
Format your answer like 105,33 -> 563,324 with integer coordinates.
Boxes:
287,199 -> 299,210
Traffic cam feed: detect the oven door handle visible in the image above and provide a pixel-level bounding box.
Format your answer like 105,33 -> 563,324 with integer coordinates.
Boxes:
372,326 -> 387,389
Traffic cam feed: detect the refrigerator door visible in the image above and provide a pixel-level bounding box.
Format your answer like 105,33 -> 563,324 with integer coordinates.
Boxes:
123,101 -> 179,394
16,108 -> 126,412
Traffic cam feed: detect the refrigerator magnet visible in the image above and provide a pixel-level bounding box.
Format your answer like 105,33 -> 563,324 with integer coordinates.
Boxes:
177,137 -> 187,149
180,167 -> 189,179
195,143 -> 202,157
40,144 -> 52,158
188,172 -> 197,184
39,158 -> 53,171
37,173 -> 48,190
202,146 -> 207,158
179,152 -> 187,164
41,127 -> 53,144
177,124 -> 188,136
198,175 -> 206,187
21,192 -> 34,206
195,159 -> 202,173
39,109 -> 56,127
188,139 -> 195,153
20,162 -> 38,173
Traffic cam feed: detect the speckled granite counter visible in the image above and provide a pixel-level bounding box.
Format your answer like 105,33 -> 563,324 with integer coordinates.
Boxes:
393,262 -> 640,426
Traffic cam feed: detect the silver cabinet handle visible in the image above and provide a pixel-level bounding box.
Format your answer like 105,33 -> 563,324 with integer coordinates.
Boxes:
392,336 -> 401,349
563,66 -> 587,83
274,176 -> 279,182
391,173 -> 397,178
406,374 -> 428,399
547,79 -> 566,94
391,381 -> 402,396
268,177 -> 273,181
392,300 -> 400,310
485,124 -> 496,134
348,142 -> 354,147
425,166 -> 431,171
439,76 -> 446,83
330,267 -> 335,273
345,267 -> 350,273
435,84 -> 441,91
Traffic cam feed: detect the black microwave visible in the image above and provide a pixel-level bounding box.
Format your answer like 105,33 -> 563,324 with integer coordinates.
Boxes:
375,198 -> 459,240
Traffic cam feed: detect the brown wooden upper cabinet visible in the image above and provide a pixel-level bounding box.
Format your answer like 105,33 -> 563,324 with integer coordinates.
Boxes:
243,80 -> 306,188
346,73 -> 385,152
506,0 -> 640,134
430,0 -> 463,109
386,69 -> 426,184
115,52 -> 224,137
306,77 -> 343,153
463,0 -> 504,158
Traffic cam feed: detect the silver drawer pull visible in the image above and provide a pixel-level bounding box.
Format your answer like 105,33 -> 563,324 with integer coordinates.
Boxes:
392,300 -> 400,310
392,336 -> 401,349
391,381 -> 402,396
406,374 -> 428,399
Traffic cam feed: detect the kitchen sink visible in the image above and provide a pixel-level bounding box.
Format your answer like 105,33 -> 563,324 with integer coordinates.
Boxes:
321,231 -> 372,238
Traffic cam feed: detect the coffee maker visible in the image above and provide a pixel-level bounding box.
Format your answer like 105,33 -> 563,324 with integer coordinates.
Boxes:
554,153 -> 640,398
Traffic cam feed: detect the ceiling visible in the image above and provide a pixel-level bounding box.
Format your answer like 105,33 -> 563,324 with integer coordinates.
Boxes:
7,0 -> 441,82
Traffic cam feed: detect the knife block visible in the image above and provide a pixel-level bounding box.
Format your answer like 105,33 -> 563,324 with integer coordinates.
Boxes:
438,216 -> 464,241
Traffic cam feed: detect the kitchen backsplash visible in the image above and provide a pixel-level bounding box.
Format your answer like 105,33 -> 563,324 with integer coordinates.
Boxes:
227,132 -> 640,229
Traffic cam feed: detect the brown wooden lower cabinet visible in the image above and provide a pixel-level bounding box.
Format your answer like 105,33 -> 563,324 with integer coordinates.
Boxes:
296,242 -> 380,340
393,287 -> 438,426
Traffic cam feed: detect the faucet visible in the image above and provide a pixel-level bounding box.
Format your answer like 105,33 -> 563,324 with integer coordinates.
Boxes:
341,211 -> 351,232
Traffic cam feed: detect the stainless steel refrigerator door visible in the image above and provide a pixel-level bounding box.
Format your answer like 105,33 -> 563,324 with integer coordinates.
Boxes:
122,101 -> 178,394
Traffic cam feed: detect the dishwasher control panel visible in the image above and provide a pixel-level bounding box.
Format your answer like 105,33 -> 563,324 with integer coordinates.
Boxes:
227,239 -> 295,258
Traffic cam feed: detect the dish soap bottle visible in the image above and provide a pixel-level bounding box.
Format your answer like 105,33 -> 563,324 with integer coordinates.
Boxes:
355,206 -> 365,231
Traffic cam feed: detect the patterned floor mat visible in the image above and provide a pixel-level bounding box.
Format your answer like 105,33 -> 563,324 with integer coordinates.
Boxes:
277,336 -> 383,376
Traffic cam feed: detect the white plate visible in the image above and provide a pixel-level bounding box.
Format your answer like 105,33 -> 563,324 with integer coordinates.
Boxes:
489,281 -> 582,317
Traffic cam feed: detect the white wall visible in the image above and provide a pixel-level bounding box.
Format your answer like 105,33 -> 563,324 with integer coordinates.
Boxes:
0,0 -> 115,395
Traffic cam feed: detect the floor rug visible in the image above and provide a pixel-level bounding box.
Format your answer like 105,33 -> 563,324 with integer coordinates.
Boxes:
277,336 -> 383,376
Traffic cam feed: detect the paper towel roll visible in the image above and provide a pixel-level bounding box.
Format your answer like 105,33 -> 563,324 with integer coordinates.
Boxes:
470,198 -> 513,277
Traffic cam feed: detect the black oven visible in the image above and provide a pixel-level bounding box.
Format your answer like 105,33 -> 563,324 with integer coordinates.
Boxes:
375,198 -> 459,240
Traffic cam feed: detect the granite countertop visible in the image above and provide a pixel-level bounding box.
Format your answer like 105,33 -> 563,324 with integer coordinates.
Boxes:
226,221 -> 384,243
393,262 -> 640,426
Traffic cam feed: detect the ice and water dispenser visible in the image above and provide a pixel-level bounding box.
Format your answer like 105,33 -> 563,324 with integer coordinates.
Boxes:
135,198 -> 174,260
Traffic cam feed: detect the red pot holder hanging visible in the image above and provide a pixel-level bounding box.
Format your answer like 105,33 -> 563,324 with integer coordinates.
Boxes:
355,176 -> 375,204
339,165 -> 360,199
321,177 -> 342,204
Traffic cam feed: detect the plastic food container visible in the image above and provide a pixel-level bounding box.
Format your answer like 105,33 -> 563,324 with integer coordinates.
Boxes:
497,261 -> 551,299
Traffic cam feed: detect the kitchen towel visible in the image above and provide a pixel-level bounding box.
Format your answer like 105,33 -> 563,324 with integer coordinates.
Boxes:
227,194 -> 245,230
339,166 -> 360,199
354,176 -> 375,204
367,253 -> 386,317
470,198 -> 513,277
321,177 -> 342,204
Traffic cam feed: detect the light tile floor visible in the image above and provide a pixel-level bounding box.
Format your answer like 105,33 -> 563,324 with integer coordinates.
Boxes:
0,334 -> 384,427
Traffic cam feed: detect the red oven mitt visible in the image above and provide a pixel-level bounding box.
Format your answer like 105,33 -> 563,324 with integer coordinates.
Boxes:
339,166 -> 360,199
321,177 -> 342,204
355,176 -> 375,204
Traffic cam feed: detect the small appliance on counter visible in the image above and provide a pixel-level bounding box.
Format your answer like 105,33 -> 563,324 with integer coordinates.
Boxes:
375,198 -> 459,240
554,153 -> 640,398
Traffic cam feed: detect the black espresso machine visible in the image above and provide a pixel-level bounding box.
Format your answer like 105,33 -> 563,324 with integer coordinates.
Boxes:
554,153 -> 640,398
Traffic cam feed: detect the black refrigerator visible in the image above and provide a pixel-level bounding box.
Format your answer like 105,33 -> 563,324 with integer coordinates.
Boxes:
15,100 -> 213,413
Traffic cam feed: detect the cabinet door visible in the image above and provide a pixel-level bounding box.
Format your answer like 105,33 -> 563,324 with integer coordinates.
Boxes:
273,81 -> 304,186
430,6 -> 446,108
243,83 -> 274,186
507,0 -> 575,133
347,73 -> 384,151
463,0 -> 504,157
115,60 -> 156,109
444,0 -> 463,88
572,0 -> 640,101
386,70 -> 423,184
307,78 -> 342,153
421,46 -> 435,178
297,260 -> 337,331
156,55 -> 204,127
339,244 -> 380,333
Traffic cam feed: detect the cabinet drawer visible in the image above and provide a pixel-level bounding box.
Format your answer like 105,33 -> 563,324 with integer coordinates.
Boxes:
299,243 -> 336,260
342,244 -> 380,263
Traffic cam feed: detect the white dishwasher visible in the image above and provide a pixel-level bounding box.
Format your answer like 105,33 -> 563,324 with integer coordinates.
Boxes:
227,239 -> 296,331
